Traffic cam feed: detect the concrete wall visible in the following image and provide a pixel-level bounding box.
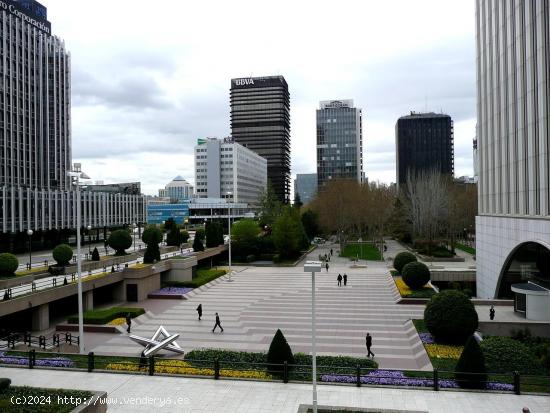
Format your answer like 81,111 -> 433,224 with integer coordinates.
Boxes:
163,257 -> 197,283
431,270 -> 476,282
479,321 -> 550,338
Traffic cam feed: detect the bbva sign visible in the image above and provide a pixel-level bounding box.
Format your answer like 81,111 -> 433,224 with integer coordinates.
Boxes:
234,78 -> 254,86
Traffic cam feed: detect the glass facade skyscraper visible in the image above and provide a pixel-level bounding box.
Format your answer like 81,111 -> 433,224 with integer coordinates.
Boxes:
316,100 -> 363,188
230,76 -> 291,203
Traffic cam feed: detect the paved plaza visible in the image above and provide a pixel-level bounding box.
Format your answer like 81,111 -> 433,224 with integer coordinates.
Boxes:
90,244 -> 430,371
2,367 -> 549,413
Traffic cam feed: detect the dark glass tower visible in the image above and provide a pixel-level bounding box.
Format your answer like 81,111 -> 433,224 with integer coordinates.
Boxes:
230,76 -> 290,203
395,112 -> 454,186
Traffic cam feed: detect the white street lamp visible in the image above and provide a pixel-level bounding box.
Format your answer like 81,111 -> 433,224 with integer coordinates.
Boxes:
132,223 -> 137,252
225,192 -> 233,282
27,229 -> 33,269
67,166 -> 91,355
304,261 -> 322,413
87,225 -> 92,256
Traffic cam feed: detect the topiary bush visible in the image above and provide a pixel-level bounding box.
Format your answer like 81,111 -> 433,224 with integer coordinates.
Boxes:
455,335 -> 487,389
142,226 -> 163,264
393,251 -> 417,273
91,247 -> 100,261
107,229 -> 132,255
401,261 -> 431,289
192,229 -> 205,252
52,244 -> 73,266
0,253 -> 19,277
267,329 -> 295,375
480,336 -> 544,375
0,377 -> 11,393
424,290 -> 478,344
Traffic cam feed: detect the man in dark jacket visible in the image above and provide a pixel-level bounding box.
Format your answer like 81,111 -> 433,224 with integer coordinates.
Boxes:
126,313 -> 132,333
343,273 -> 348,286
197,304 -> 203,321
212,312 -> 224,333
366,332 -> 374,357
337,274 -> 342,286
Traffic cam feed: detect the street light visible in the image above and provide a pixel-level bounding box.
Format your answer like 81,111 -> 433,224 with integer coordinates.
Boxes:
67,165 -> 91,355
27,229 -> 33,269
132,223 -> 137,251
304,261 -> 322,413
225,192 -> 233,282
87,225 -> 92,256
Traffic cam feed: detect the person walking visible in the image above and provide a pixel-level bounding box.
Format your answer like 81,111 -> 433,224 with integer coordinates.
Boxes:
337,274 -> 342,286
212,312 -> 224,333
330,248 -> 333,256
343,273 -> 348,286
366,332 -> 374,358
196,304 -> 203,321
325,262 -> 329,272
489,305 -> 495,321
126,313 -> 132,334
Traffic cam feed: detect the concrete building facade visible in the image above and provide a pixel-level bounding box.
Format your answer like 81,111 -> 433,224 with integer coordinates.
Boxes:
475,0 -> 550,320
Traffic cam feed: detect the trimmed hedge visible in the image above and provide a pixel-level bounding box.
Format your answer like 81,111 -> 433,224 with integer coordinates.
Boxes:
480,336 -> 544,375
0,253 -> 18,278
0,378 -> 10,393
424,290 -> 478,344
53,244 -> 73,266
267,329 -> 295,375
67,307 -> 144,325
401,261 -> 431,290
393,251 -> 417,273
107,229 -> 132,255
455,335 -> 487,389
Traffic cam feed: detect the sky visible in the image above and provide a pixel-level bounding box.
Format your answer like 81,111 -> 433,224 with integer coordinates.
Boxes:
47,0 -> 477,196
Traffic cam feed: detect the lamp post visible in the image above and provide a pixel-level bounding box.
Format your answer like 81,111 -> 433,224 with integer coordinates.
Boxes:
87,225 -> 92,256
27,229 -> 33,269
67,165 -> 91,355
132,223 -> 137,251
225,192 -> 233,281
304,261 -> 322,413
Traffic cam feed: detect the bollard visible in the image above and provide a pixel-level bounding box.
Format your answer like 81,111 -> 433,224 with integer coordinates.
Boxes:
148,356 -> 155,376
356,365 -> 361,387
88,352 -> 95,372
214,359 -> 220,379
283,361 -> 289,384
433,369 -> 439,391
52,278 -> 56,287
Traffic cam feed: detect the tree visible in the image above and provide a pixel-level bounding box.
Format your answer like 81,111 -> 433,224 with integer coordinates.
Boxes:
0,253 -> 19,277
107,229 -> 132,256
142,226 -> 162,263
455,335 -> 487,389
401,261 -> 430,289
258,183 -> 283,227
205,221 -> 224,248
301,209 -> 320,240
231,219 -> 260,258
181,230 -> 190,244
267,329 -> 295,375
272,207 -> 308,259
192,228 -> 205,252
164,218 -> 177,232
387,197 -> 412,242
52,244 -> 73,266
393,251 -> 417,273
91,247 -> 100,261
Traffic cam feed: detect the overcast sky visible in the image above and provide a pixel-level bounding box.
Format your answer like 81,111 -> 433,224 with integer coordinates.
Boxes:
48,0 -> 476,195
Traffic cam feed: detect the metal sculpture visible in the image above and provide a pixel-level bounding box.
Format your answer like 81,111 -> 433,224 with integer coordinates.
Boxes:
128,326 -> 184,357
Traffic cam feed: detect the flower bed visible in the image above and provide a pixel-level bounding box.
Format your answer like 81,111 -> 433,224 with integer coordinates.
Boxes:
394,276 -> 435,298
107,317 -> 127,326
148,286 -> 193,298
0,351 -> 74,368
424,344 -> 463,360
321,369 -> 513,391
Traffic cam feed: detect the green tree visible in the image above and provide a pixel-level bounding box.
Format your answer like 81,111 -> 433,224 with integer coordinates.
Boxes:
164,218 -> 177,232
142,226 -> 162,263
181,230 -> 190,244
273,207 -> 308,258
52,244 -> 73,266
205,221 -> 224,248
455,335 -> 487,389
258,183 -> 282,227
301,209 -> 320,240
107,229 -> 132,255
193,228 -> 205,252
91,247 -> 100,261
0,253 -> 19,277
231,219 -> 260,258
267,329 -> 295,375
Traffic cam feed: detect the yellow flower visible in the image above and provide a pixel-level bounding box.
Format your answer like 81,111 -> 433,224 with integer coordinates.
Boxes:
424,344 -> 463,360
107,318 -> 127,326
394,277 -> 412,296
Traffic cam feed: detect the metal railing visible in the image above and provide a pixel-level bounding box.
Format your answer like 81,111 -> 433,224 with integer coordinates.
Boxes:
0,350 -> 547,395
0,332 -> 79,351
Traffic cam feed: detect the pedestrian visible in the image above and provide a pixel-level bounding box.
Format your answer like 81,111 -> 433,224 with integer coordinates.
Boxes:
325,262 -> 329,272
343,273 -> 348,286
330,248 -> 333,256
366,332 -> 374,358
328,255 -> 330,262
126,313 -> 132,333
197,304 -> 203,320
489,305 -> 495,321
337,274 -> 342,286
212,312 -> 224,333
384,244 -> 387,252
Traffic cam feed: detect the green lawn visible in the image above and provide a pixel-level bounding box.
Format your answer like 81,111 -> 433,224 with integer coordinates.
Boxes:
455,243 -> 476,255
340,244 -> 382,261
67,307 -> 144,325
165,268 -> 227,288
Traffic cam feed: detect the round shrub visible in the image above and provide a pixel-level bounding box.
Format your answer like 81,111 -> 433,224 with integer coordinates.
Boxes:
424,290 -> 478,344
0,253 -> 19,277
107,229 -> 132,255
393,251 -> 417,273
52,244 -> 73,266
455,335 -> 487,389
401,261 -> 431,290
480,336 -> 544,375
142,225 -> 163,245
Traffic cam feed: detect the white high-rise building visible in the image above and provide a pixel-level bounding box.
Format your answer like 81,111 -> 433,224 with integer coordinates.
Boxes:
475,0 -> 550,319
164,176 -> 194,202
194,137 -> 267,206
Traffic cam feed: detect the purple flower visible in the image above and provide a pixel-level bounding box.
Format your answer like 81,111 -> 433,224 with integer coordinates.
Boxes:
0,351 -> 74,368
150,287 -> 193,296
419,333 -> 435,344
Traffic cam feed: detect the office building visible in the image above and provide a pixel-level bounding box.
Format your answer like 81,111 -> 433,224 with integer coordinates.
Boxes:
147,204 -> 190,225
395,112 -> 454,186
316,100 -> 363,188
230,76 -> 291,203
164,176 -> 194,202
194,137 -> 267,206
84,182 -> 141,195
475,0 -> 550,320
294,174 -> 318,204
0,1 -> 145,252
